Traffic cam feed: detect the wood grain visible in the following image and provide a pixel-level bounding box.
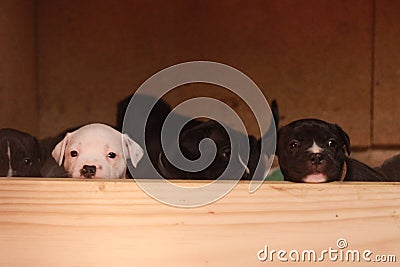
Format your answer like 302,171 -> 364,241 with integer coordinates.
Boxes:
0,179 -> 399,266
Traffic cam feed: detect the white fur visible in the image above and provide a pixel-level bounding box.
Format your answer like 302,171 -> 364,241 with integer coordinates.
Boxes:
6,141 -> 12,177
52,123 -> 143,179
307,141 -> 323,154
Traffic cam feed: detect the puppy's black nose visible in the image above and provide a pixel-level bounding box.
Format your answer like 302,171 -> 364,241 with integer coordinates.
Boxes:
81,165 -> 96,178
310,153 -> 324,165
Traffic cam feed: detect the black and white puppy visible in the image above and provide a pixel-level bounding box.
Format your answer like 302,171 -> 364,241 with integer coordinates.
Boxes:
0,128 -> 41,177
277,119 -> 387,182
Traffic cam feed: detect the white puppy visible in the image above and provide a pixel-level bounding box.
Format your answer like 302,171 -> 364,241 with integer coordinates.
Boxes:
52,123 -> 143,178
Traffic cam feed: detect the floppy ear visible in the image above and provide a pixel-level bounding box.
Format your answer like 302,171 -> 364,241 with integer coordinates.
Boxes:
335,124 -> 351,155
123,134 -> 144,168
51,133 -> 70,166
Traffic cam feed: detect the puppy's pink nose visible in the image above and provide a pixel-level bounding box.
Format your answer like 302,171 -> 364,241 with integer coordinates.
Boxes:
80,165 -> 96,178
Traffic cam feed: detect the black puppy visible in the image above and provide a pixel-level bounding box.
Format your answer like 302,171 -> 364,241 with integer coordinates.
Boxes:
277,119 -> 387,182
158,120 -> 260,179
158,100 -> 279,180
0,128 -> 41,177
158,101 -> 279,180
117,94 -> 278,180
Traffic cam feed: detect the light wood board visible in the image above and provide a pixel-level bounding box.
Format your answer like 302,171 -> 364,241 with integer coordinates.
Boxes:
0,179 -> 399,266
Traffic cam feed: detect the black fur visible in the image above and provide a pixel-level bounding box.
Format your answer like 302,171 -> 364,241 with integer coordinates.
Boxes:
375,154 -> 400,181
117,94 -> 279,180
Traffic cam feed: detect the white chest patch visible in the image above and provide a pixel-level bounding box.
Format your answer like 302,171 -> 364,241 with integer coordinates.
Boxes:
6,141 -> 13,177
307,141 -> 323,154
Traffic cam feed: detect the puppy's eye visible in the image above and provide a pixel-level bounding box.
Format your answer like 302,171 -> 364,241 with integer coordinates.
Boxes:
288,140 -> 300,149
108,152 -> 117,159
23,158 -> 32,166
70,150 -> 78,157
222,150 -> 231,159
327,139 -> 337,148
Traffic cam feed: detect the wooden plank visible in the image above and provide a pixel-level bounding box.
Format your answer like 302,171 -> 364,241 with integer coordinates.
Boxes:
0,179 -> 398,266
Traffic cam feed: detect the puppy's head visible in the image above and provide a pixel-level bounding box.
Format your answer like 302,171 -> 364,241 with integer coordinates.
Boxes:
277,119 -> 350,183
159,120 -> 252,179
52,123 -> 143,178
0,128 -> 41,177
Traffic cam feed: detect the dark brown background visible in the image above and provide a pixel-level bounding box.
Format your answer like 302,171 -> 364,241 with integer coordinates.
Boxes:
1,0 -> 399,151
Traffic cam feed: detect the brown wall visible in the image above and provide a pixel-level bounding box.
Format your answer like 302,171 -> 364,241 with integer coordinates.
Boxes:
374,0 -> 400,146
1,0 -> 400,148
0,0 -> 36,134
